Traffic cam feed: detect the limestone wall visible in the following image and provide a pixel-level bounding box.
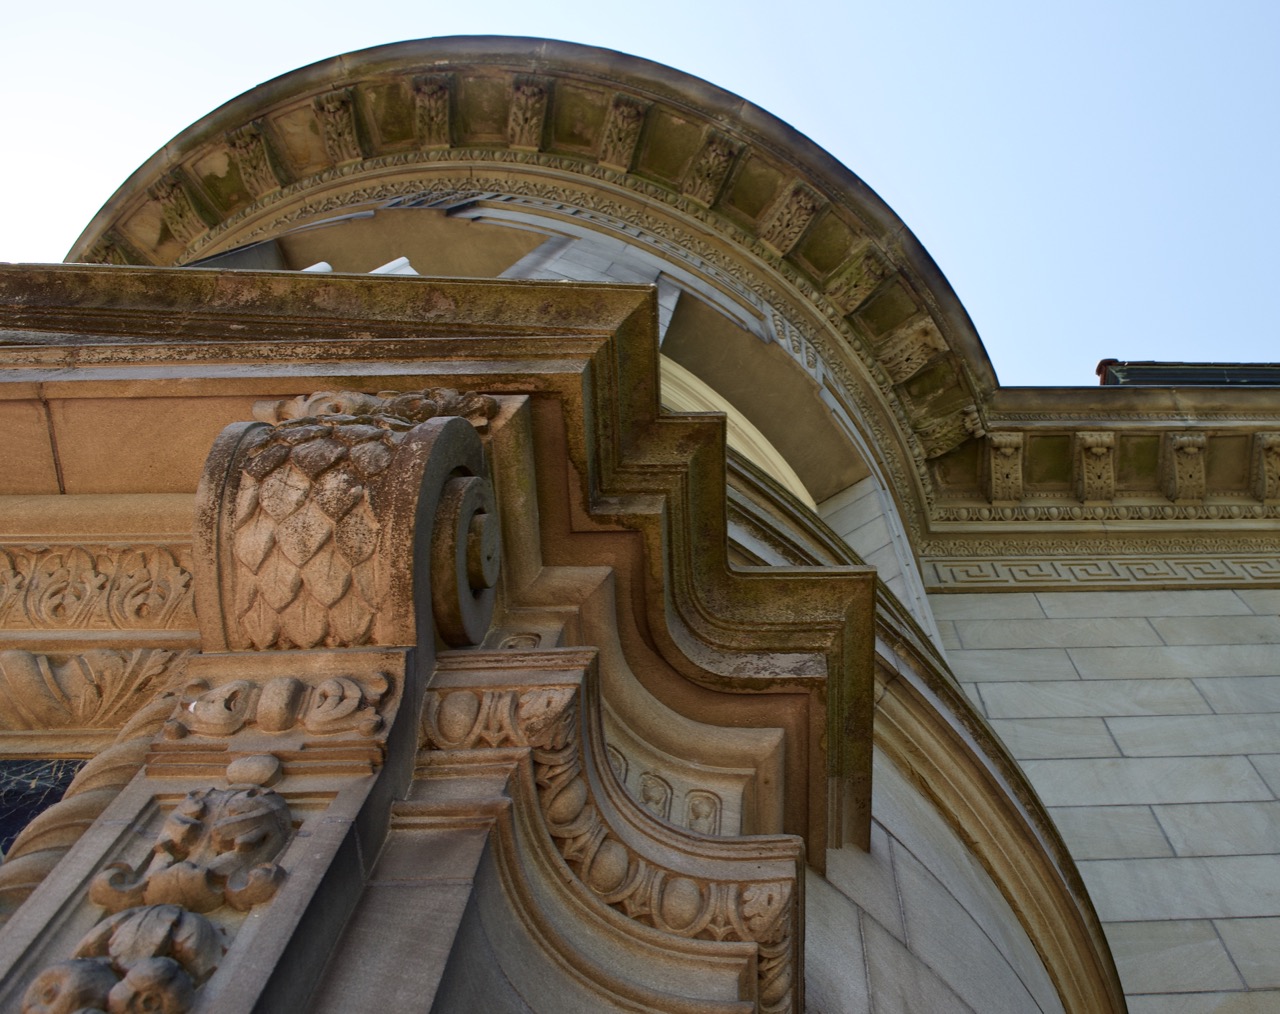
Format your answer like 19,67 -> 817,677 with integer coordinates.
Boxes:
933,587 -> 1280,1011
809,748 -> 1063,1013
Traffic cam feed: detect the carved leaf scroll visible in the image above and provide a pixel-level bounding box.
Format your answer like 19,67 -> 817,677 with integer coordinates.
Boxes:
165,672 -> 388,740
760,184 -> 822,255
987,433 -> 1024,503
413,74 -> 453,148
1077,431 -> 1116,502
0,546 -> 193,631
89,784 -> 290,915
599,95 -> 647,169
681,133 -> 738,206
226,123 -> 279,198
148,175 -> 205,247
22,753 -> 290,1014
313,89 -> 362,164
0,649 -> 188,730
507,77 -> 549,150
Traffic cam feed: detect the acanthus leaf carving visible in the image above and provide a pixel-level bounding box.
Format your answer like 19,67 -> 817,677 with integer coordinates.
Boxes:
24,905 -> 226,1014
0,648 -> 188,730
681,132 -> 738,206
825,246 -> 888,313
252,387 -> 498,431
759,183 -> 822,255
148,174 -> 205,247
598,95 -> 647,169
1076,431 -> 1116,502
987,432 -> 1024,503
413,74 -> 453,148
507,76 -> 549,150
878,318 -> 949,384
23,757 -> 288,1014
313,89 -> 362,164
226,123 -> 280,197
916,404 -> 985,459
1164,432 -> 1207,501
1253,432 -> 1280,502
0,545 -> 194,632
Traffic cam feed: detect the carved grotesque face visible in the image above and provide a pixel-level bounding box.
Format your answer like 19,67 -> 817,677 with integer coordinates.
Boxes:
21,957 -> 116,1014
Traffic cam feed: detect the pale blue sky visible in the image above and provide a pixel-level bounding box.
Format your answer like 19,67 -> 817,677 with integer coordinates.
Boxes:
3,1 -> 1276,385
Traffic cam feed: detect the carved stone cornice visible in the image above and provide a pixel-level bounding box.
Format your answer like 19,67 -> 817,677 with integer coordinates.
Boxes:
56,42 -> 1280,565
0,267 -> 876,858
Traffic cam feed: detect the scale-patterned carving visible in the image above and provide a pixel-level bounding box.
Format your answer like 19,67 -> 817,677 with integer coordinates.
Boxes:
222,388 -> 499,651
230,418 -> 387,650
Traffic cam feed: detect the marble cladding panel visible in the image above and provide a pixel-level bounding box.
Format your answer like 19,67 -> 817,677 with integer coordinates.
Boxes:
925,586 -> 1280,1005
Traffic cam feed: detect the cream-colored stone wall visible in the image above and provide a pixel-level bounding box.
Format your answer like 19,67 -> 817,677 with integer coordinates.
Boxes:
809,748 -> 1063,1013
932,587 -> 1280,1011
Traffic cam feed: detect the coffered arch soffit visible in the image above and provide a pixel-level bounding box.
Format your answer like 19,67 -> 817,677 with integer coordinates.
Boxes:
69,36 -> 998,549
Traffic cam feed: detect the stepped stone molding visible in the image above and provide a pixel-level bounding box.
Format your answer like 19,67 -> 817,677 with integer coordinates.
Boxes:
0,261 -> 1131,1009
424,649 -> 802,1014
